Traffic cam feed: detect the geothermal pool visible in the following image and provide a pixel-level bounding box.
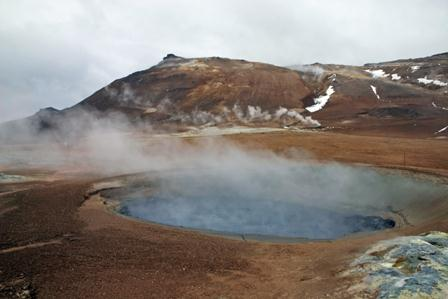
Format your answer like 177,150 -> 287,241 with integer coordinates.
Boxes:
0,173 -> 29,183
117,164 -> 447,240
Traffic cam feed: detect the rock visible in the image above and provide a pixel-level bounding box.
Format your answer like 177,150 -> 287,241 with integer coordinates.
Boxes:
345,231 -> 448,298
163,53 -> 181,60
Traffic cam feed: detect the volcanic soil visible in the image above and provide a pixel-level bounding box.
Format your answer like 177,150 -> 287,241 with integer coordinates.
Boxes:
1,131 -> 448,298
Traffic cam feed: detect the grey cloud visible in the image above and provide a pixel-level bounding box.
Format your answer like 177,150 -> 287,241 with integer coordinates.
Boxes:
1,0 -> 447,122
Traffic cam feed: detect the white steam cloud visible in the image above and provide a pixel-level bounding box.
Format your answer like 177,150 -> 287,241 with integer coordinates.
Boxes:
96,84 -> 322,128
0,111 -> 446,240
288,64 -> 326,81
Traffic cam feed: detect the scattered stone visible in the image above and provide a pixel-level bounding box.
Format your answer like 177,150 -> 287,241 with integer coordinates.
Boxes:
346,231 -> 448,298
0,276 -> 34,299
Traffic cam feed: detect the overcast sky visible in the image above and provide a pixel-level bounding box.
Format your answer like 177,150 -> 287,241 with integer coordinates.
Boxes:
1,0 -> 447,122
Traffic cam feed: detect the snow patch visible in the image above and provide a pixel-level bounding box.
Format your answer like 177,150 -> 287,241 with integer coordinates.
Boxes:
436,125 -> 448,134
305,86 -> 335,113
365,69 -> 389,78
417,76 -> 448,87
418,77 -> 433,84
432,102 -> 448,111
435,81 -> 447,87
330,74 -> 337,82
411,66 -> 421,72
370,85 -> 380,100
391,74 -> 401,80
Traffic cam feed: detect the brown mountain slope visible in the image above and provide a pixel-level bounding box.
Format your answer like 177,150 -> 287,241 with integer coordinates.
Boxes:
291,53 -> 448,136
73,55 -> 313,122
1,53 -> 448,140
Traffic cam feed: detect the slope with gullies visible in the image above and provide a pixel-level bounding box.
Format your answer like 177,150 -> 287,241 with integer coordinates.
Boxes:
291,52 -> 448,136
1,52 -> 448,141
73,54 -> 317,127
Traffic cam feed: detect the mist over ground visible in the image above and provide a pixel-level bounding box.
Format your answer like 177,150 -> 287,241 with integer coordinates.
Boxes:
0,108 -> 446,240
121,162 -> 444,239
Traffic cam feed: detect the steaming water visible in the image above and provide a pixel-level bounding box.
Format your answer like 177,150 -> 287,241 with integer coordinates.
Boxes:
0,173 -> 28,183
120,194 -> 396,239
118,165 -> 447,240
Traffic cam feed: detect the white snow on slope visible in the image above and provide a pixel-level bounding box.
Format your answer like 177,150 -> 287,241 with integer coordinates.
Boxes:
411,66 -> 421,72
435,125 -> 448,134
365,69 -> 389,78
418,76 -> 448,87
370,85 -> 380,100
418,77 -> 433,84
305,86 -> 335,113
432,102 -> 448,111
391,74 -> 401,80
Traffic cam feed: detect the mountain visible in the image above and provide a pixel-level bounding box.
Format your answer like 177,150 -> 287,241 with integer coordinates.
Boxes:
75,54 -> 312,118
290,52 -> 448,136
1,52 -> 448,140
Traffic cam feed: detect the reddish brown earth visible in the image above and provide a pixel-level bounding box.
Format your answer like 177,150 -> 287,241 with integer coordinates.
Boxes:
79,56 -> 311,113
1,131 -> 448,298
1,53 -> 447,298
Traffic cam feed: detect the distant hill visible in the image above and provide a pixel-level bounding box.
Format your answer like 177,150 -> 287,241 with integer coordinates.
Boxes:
1,52 -> 448,140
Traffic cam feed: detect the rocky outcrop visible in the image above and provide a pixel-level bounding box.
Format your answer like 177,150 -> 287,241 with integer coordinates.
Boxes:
346,231 -> 448,298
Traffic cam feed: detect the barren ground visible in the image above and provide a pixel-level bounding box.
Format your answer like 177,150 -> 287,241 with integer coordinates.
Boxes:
1,131 -> 448,298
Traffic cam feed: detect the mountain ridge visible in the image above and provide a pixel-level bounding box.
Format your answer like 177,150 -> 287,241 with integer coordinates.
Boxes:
1,52 -> 448,140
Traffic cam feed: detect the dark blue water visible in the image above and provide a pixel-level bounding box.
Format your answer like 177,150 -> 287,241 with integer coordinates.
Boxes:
120,192 -> 395,239
118,165 -> 446,240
